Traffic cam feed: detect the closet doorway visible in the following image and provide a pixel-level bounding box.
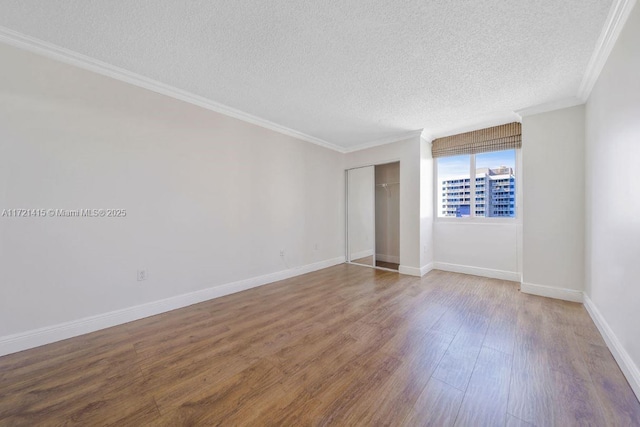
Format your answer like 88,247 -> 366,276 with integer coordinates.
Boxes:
346,161 -> 400,271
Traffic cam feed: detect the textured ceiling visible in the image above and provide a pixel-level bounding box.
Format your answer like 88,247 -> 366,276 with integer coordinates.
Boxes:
0,0 -> 613,150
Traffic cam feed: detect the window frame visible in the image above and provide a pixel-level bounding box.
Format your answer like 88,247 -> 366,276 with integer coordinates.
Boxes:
434,148 -> 522,224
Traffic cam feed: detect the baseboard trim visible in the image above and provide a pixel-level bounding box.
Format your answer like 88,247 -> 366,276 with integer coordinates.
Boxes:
584,295 -> 640,401
398,265 -> 421,277
520,282 -> 584,303
420,263 -> 434,276
0,256 -> 345,357
376,254 -> 400,264
433,262 -> 520,282
395,263 -> 432,277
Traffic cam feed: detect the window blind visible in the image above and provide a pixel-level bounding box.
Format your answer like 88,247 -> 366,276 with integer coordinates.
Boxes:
431,122 -> 521,158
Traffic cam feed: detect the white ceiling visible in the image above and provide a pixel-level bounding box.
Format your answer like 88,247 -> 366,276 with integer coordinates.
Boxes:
0,1 -> 614,151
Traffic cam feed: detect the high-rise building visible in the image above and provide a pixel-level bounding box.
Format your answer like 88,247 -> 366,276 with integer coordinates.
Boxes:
441,166 -> 515,217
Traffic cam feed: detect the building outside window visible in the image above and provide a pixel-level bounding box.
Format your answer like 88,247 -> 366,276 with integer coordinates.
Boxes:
437,149 -> 516,218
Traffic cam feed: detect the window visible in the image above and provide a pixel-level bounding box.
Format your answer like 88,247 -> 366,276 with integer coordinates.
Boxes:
437,149 -> 516,218
437,154 -> 471,217
431,122 -> 521,219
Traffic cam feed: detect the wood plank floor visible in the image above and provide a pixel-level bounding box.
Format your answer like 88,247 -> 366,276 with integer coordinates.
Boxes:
1,264 -> 639,426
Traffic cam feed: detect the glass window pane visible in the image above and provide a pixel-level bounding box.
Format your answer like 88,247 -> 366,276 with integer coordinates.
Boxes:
437,154 -> 471,217
475,149 -> 516,218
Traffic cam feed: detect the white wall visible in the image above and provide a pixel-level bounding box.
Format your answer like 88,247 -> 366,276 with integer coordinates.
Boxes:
375,162 -> 400,263
521,105 -> 585,302
585,2 -> 640,398
420,138 -> 435,272
0,43 -> 345,345
345,136 -> 423,275
434,222 -> 519,280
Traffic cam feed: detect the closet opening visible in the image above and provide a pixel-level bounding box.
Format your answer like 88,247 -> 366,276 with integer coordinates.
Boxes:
346,161 -> 400,272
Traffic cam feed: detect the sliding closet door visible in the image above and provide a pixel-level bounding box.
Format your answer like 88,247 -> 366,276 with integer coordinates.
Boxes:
347,166 -> 375,266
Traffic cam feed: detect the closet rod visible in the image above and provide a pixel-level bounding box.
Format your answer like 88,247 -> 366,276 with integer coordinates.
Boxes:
375,182 -> 400,186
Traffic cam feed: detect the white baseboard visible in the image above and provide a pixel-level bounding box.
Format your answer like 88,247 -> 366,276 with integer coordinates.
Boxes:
0,256 -> 345,357
421,263 -> 434,276
376,254 -> 400,264
398,263 -> 433,277
520,282 -> 584,303
398,265 -> 421,277
350,249 -> 374,260
433,262 -> 521,282
584,295 -> 640,401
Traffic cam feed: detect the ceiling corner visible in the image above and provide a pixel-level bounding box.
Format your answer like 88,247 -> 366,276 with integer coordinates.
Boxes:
342,130 -> 424,154
514,97 -> 585,118
577,0 -> 637,101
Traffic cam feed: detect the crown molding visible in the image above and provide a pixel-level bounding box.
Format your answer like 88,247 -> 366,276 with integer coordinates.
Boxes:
0,26 -> 345,153
514,96 -> 585,118
341,129 -> 423,153
578,0 -> 637,101
420,129 -> 434,143
4,0 -> 631,156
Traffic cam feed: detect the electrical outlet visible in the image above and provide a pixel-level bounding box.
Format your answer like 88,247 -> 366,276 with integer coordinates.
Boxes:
280,250 -> 285,257
137,269 -> 147,281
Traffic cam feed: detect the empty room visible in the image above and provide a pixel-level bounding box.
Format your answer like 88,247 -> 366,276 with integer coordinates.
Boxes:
1,1 -> 639,425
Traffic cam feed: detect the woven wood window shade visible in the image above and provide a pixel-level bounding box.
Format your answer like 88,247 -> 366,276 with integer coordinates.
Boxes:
431,122 -> 521,158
